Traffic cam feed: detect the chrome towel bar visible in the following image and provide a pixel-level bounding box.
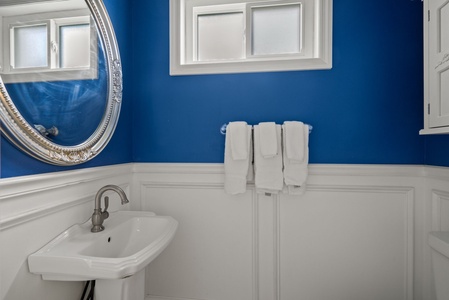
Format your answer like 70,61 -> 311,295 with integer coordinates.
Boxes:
220,123 -> 313,135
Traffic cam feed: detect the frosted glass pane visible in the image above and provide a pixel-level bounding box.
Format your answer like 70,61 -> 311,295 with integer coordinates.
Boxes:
60,24 -> 90,68
440,2 -> 449,52
252,4 -> 301,55
197,12 -> 244,61
14,25 -> 47,69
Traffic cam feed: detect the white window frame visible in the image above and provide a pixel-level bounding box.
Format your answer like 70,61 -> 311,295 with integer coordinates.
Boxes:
170,0 -> 332,75
1,8 -> 98,83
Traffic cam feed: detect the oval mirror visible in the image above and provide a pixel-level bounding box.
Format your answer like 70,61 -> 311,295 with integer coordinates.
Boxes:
0,0 -> 122,165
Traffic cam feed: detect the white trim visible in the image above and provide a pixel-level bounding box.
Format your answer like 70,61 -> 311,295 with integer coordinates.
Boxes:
419,128 -> 449,135
133,162 -> 224,175
0,163 -> 432,199
422,165 -> 449,181
0,163 -> 132,198
133,162 -> 426,178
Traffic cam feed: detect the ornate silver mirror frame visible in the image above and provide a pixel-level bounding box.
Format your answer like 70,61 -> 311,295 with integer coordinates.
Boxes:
0,0 -> 122,166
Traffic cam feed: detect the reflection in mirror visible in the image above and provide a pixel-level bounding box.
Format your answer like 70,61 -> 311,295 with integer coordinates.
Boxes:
0,0 -> 122,165
5,66 -> 107,146
1,0 -> 107,146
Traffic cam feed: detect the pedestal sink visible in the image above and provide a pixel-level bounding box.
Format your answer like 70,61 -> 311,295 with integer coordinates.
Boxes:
28,211 -> 178,300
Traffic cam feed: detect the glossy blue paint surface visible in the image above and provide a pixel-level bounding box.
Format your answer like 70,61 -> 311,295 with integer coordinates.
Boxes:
6,0 -> 448,178
426,136 -> 449,167
131,0 -> 425,165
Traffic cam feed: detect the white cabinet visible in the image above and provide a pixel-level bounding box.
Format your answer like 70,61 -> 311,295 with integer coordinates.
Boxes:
421,0 -> 449,134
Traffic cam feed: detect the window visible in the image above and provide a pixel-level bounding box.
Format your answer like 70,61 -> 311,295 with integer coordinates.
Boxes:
1,9 -> 97,83
170,0 -> 332,75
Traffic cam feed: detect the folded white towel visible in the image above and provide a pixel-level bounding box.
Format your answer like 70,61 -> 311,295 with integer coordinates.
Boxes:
254,124 -> 283,194
228,122 -> 248,160
259,122 -> 278,158
247,134 -> 255,182
282,121 -> 309,195
284,121 -> 305,162
224,122 -> 252,195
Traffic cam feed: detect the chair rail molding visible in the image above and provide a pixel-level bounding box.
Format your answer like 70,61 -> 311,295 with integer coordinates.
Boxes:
0,164 -> 133,230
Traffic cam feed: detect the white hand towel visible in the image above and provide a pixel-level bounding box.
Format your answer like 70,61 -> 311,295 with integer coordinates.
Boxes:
259,122 -> 278,158
228,122 -> 248,160
224,122 -> 252,195
254,124 -> 283,194
284,121 -> 305,162
282,121 -> 309,195
247,134 -> 255,182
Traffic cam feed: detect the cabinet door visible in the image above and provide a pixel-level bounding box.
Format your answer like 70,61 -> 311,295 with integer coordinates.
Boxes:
429,0 -> 449,128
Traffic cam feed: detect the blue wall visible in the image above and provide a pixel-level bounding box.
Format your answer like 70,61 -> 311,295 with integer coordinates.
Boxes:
0,0 -> 133,178
131,0 -> 425,165
3,0 -> 441,178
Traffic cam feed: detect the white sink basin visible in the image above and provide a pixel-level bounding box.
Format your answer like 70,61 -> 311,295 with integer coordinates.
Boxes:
28,211 -> 178,281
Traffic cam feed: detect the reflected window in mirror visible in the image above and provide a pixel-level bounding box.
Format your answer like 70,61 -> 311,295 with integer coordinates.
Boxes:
59,23 -> 91,68
13,24 -> 48,69
1,10 -> 97,83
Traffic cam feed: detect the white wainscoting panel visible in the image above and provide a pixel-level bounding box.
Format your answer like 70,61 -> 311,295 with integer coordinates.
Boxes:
1,163 -> 442,300
278,187 -> 414,300
133,164 -> 423,300
141,184 -> 257,300
431,190 -> 449,231
0,164 -> 132,300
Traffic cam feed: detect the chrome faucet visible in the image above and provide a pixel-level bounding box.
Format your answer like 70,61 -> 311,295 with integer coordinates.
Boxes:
91,185 -> 130,232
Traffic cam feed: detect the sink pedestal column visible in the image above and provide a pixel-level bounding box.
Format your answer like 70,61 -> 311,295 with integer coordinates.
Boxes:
95,269 -> 145,300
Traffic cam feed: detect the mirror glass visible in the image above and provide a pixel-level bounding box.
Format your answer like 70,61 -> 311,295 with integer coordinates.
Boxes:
0,0 -> 122,165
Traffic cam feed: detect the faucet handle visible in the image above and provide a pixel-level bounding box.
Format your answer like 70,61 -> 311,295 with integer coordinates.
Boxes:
102,196 -> 110,220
